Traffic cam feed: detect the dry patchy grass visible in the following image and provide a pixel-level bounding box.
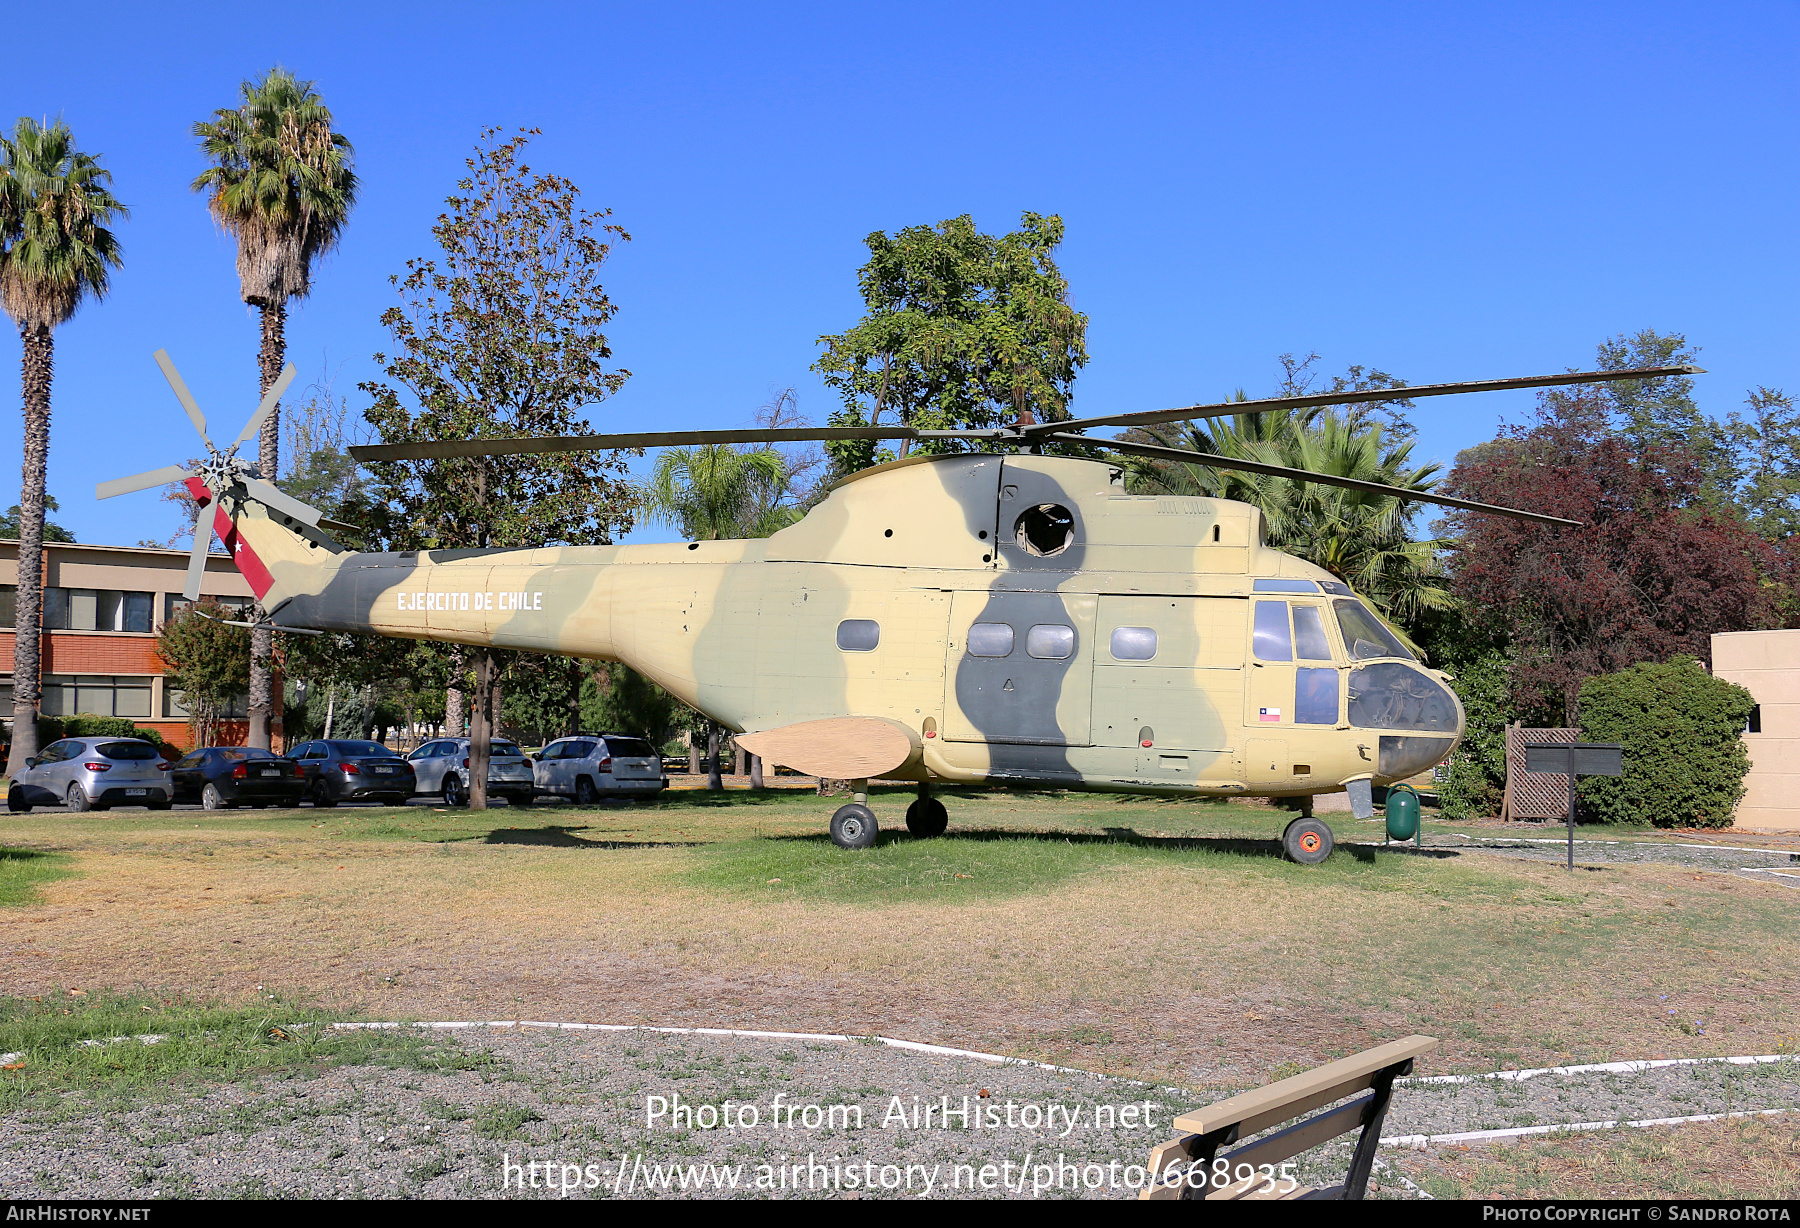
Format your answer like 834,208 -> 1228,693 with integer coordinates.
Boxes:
1388,1115 -> 1800,1200
1,790 -> 1795,1092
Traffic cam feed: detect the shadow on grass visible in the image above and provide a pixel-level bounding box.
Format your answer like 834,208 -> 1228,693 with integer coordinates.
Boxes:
478,826 -> 704,850
756,826 -> 1462,863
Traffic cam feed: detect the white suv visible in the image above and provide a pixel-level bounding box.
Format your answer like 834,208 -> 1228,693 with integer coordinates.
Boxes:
533,734 -> 667,804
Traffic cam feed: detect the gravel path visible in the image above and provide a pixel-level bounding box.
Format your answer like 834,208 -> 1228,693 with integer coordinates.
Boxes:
1,1027 -> 1794,1200
1416,831 -> 1800,885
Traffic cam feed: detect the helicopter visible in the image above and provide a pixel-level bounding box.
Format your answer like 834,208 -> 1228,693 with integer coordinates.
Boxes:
96,354 -> 1699,860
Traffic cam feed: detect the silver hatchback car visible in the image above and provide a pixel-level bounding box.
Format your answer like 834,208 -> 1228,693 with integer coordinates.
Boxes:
406,737 -> 537,806
7,737 -> 173,812
533,734 -> 667,804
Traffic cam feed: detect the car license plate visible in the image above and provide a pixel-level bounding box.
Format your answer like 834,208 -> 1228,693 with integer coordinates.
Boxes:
260,769 -> 280,777
126,788 -> 147,796
371,766 -> 393,774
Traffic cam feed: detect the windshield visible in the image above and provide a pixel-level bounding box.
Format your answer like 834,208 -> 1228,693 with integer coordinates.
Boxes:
605,738 -> 657,757
491,742 -> 523,758
1333,600 -> 1414,661
326,741 -> 391,757
95,741 -> 159,760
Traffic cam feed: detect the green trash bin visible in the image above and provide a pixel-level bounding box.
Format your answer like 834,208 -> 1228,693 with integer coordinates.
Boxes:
1385,784 -> 1421,843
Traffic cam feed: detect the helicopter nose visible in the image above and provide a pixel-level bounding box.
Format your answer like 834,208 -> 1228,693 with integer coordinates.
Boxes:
1346,662 -> 1464,779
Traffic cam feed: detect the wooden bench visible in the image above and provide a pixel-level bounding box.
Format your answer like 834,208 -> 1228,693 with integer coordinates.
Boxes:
1140,1035 -> 1439,1201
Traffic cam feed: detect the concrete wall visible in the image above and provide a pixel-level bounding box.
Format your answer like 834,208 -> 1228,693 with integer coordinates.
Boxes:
1712,629 -> 1800,832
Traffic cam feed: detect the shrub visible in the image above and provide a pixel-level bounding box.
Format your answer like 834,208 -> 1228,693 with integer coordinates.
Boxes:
1437,648 -> 1512,819
36,714 -> 177,757
1577,655 -> 1754,829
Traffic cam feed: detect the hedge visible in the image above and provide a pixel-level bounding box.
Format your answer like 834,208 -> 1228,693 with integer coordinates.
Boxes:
1577,655 -> 1754,829
37,714 -> 178,757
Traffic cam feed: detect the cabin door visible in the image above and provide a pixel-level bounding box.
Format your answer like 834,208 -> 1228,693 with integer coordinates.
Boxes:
943,590 -> 1095,746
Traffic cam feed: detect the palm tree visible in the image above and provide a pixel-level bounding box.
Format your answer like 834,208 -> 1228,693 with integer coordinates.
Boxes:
1121,405 -> 1456,640
641,444 -> 793,786
193,67 -> 356,748
643,444 -> 794,541
1,118 -> 126,777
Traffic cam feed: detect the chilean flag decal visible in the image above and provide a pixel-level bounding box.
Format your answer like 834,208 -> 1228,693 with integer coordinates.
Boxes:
184,476 -> 276,601
1258,707 -> 1282,722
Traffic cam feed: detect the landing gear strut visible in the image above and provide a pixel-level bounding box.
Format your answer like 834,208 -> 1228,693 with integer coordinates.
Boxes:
830,779 -> 878,849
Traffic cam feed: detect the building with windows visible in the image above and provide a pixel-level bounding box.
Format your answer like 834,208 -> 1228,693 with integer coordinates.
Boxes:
2,540 -> 263,752
1712,629 -> 1799,832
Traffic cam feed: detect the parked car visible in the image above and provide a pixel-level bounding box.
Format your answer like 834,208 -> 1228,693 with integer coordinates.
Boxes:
534,733 -> 668,803
406,737 -> 536,806
286,739 -> 415,807
170,747 -> 306,810
7,737 -> 172,812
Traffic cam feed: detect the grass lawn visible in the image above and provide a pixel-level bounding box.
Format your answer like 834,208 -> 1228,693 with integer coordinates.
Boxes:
1,787 -> 1795,1094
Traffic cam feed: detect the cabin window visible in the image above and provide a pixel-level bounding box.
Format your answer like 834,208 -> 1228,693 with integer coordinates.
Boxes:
1293,606 -> 1333,661
1253,578 -> 1317,593
836,619 -> 880,652
1252,601 -> 1293,662
1110,626 -> 1158,660
967,622 -> 1014,657
1026,624 -> 1075,659
1295,668 -> 1340,724
1333,600 -> 1413,661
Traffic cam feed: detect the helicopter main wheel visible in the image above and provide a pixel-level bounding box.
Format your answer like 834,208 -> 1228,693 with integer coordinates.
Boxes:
1281,817 -> 1335,865
830,804 -> 878,850
905,796 -> 948,838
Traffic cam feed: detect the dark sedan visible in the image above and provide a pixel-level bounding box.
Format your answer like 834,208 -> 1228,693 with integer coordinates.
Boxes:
171,747 -> 307,810
288,739 -> 415,807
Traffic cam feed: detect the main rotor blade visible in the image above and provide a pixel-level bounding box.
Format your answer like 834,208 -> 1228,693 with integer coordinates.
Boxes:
241,475 -> 323,527
1035,365 -> 1706,438
95,464 -> 197,501
347,425 -> 989,463
154,349 -> 214,449
184,504 -> 214,601
233,364 -> 298,450
1052,433 -> 1581,527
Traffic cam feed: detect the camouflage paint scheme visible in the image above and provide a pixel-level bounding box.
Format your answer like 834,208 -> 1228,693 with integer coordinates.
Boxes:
202,454 -> 1465,801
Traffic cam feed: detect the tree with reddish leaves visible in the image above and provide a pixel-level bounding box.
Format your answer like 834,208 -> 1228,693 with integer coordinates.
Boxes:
1443,390 -> 1781,725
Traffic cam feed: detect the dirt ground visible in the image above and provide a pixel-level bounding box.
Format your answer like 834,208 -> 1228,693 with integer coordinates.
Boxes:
4,790 -> 1796,1096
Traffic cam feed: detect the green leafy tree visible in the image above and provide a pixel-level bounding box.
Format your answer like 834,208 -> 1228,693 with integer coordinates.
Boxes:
1576,656 -> 1754,829
1122,396 -> 1453,636
155,601 -> 251,750
0,495 -> 73,542
814,212 -> 1088,476
0,117 -> 126,776
360,127 -> 637,806
1724,386 -> 1800,543
193,67 -> 356,750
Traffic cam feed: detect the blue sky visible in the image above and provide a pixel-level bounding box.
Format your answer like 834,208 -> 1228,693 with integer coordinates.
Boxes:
4,0 -> 1795,547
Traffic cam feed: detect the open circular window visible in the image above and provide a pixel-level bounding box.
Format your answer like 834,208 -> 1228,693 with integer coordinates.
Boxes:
1013,503 -> 1076,556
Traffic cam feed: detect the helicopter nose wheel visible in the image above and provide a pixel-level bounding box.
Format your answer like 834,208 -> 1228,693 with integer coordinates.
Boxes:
830,804 -> 878,849
1281,817 -> 1335,865
905,789 -> 948,838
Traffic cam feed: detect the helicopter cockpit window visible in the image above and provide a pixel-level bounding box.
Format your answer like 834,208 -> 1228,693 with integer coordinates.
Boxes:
1293,606 -> 1333,661
967,622 -> 1014,657
1319,580 -> 1354,597
1110,626 -> 1158,660
1252,601 -> 1293,662
836,619 -> 880,652
1253,578 -> 1317,593
1332,600 -> 1413,661
1026,624 -> 1075,659
1014,504 -> 1076,556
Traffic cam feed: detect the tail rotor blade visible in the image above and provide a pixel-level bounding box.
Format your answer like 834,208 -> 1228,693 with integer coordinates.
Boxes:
184,504 -> 214,601
241,475 -> 322,526
234,364 -> 298,450
96,464 -> 197,501
154,349 -> 215,449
